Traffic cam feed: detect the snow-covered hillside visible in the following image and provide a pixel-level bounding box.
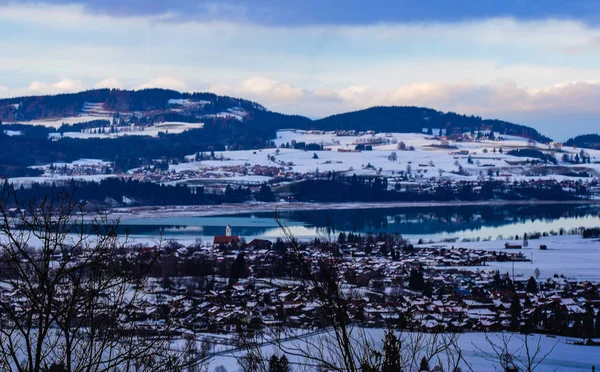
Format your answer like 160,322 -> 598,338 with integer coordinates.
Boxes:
170,130 -> 600,185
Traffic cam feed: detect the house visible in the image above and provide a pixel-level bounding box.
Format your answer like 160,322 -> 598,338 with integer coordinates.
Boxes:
246,239 -> 272,250
213,224 -> 240,248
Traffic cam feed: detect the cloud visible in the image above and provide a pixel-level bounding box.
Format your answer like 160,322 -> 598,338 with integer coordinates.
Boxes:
136,77 -> 186,91
207,77 -> 600,138
2,3 -> 600,138
318,79 -> 600,118
27,78 -> 86,94
94,77 -> 124,89
211,77 -> 304,102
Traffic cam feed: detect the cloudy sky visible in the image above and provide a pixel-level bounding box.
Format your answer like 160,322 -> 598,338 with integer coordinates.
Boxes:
1,1 -> 600,139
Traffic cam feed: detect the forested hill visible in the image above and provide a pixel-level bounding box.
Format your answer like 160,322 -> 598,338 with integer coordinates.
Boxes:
565,134 -> 600,150
0,89 -> 266,122
0,88 -> 550,142
313,106 -> 551,142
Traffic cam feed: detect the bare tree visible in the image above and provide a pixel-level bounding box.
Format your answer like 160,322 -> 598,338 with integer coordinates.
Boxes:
269,215 -> 465,372
0,185 -> 201,371
474,332 -> 558,372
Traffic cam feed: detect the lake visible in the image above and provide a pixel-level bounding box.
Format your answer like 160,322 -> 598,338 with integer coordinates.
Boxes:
116,203 -> 600,243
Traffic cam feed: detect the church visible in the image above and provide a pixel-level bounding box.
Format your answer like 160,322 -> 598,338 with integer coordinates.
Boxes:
213,224 -> 240,248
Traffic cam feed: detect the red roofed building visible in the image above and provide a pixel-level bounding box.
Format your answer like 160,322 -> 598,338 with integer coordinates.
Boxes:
213,225 -> 240,248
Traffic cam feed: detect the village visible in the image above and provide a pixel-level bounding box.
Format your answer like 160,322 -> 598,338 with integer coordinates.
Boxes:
138,227 -> 600,340
12,129 -> 600,196
4,224 -> 596,347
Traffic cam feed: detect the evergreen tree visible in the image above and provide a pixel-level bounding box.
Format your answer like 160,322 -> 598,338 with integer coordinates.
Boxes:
583,305 -> 594,338
382,330 -> 401,372
596,308 -> 600,337
526,276 -> 537,293
423,281 -> 433,298
268,355 -> 280,372
419,356 -> 430,371
273,238 -> 286,252
268,354 -> 290,372
278,355 -> 290,372
510,295 -> 522,329
229,252 -> 248,285
409,268 -> 424,291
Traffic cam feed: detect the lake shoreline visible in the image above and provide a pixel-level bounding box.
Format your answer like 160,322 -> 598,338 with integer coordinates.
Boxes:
108,199 -> 596,219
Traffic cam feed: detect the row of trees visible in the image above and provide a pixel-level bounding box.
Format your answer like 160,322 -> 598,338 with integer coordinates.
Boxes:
6,179 -> 275,207
291,177 -> 584,202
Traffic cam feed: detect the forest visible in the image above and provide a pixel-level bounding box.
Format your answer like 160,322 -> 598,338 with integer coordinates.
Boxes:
565,133 -> 600,150
4,178 -> 276,207
291,176 -> 587,202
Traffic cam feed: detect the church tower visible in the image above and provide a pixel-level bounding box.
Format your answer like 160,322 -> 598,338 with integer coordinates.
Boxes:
226,224 -> 232,237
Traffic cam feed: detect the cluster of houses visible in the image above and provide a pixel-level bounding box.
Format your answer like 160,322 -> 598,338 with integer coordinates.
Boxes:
113,229 -> 600,339
1,227 -> 598,348
44,162 -> 113,177
131,164 -> 292,185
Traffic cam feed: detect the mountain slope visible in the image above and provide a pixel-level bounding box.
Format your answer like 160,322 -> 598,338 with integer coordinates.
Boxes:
0,89 -> 552,142
0,88 -> 266,123
565,134 -> 600,150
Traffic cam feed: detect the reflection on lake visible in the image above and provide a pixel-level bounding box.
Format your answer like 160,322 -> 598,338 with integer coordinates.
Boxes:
116,204 -> 600,241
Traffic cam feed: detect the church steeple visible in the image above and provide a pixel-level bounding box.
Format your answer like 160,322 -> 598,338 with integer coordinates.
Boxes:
226,224 -> 232,237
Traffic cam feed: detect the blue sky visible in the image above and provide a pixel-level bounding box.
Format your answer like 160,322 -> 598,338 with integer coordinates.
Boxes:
1,1 -> 600,139
6,0 -> 600,25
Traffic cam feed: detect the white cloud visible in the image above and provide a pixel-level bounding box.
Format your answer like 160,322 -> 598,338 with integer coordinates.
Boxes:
136,77 -> 186,91
2,3 -> 600,138
27,78 -> 86,94
211,77 -> 304,102
321,79 -> 600,118
94,77 -> 124,89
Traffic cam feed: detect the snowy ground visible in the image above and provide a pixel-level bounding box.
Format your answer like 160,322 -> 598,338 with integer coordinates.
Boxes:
430,234 -> 600,281
9,174 -> 116,188
11,115 -> 113,128
174,130 -> 600,184
30,158 -> 112,170
62,122 -> 204,139
11,101 -> 204,138
204,330 -> 599,372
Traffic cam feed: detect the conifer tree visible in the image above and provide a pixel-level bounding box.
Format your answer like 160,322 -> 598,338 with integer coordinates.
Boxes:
382,330 -> 401,372
419,356 -> 430,371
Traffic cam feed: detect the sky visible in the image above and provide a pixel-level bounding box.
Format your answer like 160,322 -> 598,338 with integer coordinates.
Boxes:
1,1 -> 600,139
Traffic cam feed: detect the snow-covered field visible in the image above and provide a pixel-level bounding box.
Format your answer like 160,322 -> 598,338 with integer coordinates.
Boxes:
9,174 -> 116,188
173,130 -> 600,184
30,158 -> 112,170
8,159 -> 116,187
205,330 -> 599,372
10,101 -> 205,137
431,234 -> 600,281
62,122 -> 204,139
12,115 -> 113,128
